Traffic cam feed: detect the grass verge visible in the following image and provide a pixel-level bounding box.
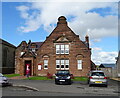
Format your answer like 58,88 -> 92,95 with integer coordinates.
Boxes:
4,74 -> 20,78
72,77 -> 88,81
26,76 -> 88,81
25,76 -> 52,80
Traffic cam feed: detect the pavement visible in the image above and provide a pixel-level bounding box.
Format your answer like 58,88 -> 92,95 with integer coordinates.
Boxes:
111,78 -> 120,81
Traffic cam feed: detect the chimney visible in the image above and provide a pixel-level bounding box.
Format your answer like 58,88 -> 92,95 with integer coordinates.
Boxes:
85,35 -> 89,48
57,16 -> 67,26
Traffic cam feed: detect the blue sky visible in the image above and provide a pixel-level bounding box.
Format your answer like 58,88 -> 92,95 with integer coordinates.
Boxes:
2,1 -> 118,64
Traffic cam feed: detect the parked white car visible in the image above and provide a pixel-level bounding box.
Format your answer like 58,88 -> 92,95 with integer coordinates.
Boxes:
88,70 -> 108,87
0,73 -> 9,86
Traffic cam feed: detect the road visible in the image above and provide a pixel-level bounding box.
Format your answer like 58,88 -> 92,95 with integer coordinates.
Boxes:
2,79 -> 120,96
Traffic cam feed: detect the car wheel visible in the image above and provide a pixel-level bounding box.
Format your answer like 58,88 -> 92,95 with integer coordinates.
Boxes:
55,82 -> 58,85
105,84 -> 108,87
89,84 -> 92,87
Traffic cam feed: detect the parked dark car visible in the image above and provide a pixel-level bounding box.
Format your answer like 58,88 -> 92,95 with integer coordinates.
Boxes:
55,70 -> 72,85
88,70 -> 108,87
0,73 -> 9,87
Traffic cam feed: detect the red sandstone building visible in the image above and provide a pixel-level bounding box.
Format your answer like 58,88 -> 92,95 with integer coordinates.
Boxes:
15,16 -> 94,76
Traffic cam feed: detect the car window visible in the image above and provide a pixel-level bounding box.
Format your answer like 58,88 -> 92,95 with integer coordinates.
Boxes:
91,72 -> 105,76
57,71 -> 69,75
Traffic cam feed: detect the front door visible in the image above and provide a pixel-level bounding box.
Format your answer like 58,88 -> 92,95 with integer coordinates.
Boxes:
24,60 -> 31,76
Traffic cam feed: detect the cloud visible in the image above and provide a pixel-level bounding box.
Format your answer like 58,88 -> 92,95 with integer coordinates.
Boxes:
92,47 -> 102,51
15,1 -> 118,65
16,2 -> 118,40
91,47 -> 118,65
16,5 -> 30,19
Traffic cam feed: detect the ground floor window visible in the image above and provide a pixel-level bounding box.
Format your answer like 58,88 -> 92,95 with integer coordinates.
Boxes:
77,60 -> 82,70
44,60 -> 48,69
56,59 -> 69,69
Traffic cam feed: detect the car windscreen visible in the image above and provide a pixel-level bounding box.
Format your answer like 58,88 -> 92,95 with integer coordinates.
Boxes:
91,72 -> 105,76
57,71 -> 70,75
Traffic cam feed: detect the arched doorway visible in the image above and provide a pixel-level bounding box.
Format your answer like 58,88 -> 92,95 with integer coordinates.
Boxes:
24,60 -> 32,76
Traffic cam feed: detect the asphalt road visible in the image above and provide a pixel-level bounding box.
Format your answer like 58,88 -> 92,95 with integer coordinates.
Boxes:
2,79 -> 120,96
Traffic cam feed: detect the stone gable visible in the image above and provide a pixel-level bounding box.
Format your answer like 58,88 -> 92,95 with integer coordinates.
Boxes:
15,16 -> 92,76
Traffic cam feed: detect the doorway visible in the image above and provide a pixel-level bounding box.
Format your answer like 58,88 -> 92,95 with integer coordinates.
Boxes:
24,60 -> 32,76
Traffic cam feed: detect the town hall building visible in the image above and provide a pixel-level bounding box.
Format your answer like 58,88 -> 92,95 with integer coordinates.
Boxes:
15,16 -> 94,77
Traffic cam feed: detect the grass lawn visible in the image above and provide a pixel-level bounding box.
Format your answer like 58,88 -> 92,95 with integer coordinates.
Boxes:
26,76 -> 88,81
72,77 -> 88,81
26,76 -> 53,80
4,74 -> 20,78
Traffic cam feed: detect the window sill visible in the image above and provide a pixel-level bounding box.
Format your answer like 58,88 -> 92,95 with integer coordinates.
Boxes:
44,68 -> 48,70
78,69 -> 82,71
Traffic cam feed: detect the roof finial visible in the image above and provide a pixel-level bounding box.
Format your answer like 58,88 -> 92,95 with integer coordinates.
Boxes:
57,16 -> 67,25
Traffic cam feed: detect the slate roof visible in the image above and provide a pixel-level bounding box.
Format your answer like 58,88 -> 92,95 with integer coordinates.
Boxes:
0,38 -> 16,48
99,64 -> 115,68
31,42 -> 43,48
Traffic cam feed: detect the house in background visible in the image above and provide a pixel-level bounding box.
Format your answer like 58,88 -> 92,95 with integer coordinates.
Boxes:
15,16 -> 95,77
99,64 -> 116,78
0,39 -> 16,74
116,51 -> 120,77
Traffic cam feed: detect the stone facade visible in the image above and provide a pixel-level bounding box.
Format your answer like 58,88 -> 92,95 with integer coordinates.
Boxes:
0,39 -> 16,74
15,16 -> 94,77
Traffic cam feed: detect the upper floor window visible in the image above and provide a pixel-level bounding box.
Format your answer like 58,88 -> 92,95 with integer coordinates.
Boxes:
56,45 -> 69,54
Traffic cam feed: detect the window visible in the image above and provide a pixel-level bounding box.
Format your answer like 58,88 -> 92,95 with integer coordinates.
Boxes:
61,60 -> 64,69
56,60 -> 60,69
56,59 -> 69,69
61,45 -> 64,54
56,45 -> 60,54
56,45 -> 69,54
77,60 -> 82,70
65,60 -> 69,69
44,60 -> 48,69
65,45 -> 69,54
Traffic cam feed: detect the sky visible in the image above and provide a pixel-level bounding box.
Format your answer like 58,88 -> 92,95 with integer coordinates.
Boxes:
1,0 -> 119,65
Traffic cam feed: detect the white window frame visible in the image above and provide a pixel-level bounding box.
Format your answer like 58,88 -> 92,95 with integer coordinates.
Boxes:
77,60 -> 82,70
56,45 -> 69,54
56,60 -> 60,69
65,45 -> 69,54
61,60 -> 65,70
44,60 -> 48,69
56,59 -> 69,70
61,45 -> 65,54
56,45 -> 60,54
65,60 -> 69,69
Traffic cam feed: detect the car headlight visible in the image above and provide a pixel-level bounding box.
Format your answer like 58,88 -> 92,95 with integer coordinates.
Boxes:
55,76 -> 59,79
66,76 -> 71,79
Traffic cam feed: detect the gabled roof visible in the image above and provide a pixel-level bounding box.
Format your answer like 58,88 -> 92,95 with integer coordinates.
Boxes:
31,42 -> 43,48
0,38 -> 16,48
21,51 -> 36,58
99,64 -> 115,68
